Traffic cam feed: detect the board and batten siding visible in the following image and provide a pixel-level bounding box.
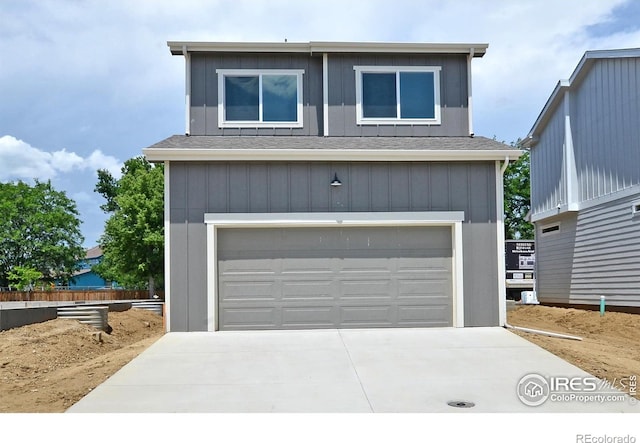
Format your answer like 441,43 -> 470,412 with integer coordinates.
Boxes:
168,161 -> 498,331
536,195 -> 640,308
187,52 -> 471,138
572,58 -> 640,202
327,54 -> 469,136
189,53 -> 323,136
530,104 -> 566,217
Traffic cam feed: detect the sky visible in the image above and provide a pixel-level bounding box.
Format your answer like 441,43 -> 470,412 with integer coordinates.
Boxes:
2,0 -> 640,248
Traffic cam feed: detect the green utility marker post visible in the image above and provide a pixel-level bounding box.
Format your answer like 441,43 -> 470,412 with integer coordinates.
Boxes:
600,295 -> 606,317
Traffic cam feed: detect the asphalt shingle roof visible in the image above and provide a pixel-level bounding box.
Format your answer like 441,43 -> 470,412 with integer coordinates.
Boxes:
145,135 -> 513,151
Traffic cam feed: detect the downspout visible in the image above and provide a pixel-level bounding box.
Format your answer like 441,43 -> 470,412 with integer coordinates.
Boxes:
467,48 -> 474,136
499,156 -> 583,342
496,156 -> 509,327
322,52 -> 329,136
183,46 -> 191,136
504,323 -> 583,341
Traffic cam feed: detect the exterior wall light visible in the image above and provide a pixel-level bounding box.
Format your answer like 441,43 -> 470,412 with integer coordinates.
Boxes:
330,173 -> 342,187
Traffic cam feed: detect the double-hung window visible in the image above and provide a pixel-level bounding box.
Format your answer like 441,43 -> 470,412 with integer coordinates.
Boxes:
217,69 -> 304,128
354,66 -> 441,125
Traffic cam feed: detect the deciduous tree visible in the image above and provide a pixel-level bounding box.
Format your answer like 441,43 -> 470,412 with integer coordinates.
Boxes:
94,157 -> 163,296
504,146 -> 533,240
0,180 -> 84,287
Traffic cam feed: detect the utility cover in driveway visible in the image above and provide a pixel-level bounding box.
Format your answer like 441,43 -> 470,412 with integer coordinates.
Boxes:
217,226 -> 452,330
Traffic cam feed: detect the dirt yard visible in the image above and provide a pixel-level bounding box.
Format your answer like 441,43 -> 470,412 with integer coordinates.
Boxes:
508,304 -> 640,387
0,308 -> 164,413
0,304 -> 638,413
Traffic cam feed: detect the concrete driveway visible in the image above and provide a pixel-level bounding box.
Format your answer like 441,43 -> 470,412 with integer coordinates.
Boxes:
67,327 -> 638,413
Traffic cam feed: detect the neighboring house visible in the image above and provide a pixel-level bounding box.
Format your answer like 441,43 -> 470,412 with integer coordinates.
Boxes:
522,48 -> 640,309
68,246 -> 108,289
143,41 -> 521,332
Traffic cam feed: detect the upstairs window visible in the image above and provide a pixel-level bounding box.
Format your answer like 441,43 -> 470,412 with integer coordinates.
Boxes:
217,69 -> 304,128
354,66 -> 441,125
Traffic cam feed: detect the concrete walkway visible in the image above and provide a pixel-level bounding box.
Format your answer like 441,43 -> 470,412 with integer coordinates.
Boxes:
67,327 -> 638,413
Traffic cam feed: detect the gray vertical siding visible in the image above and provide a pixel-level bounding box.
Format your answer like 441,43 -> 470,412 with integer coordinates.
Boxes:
169,161 -> 499,331
532,56 -> 640,309
327,54 -> 469,136
189,52 -> 471,138
190,53 -> 323,136
530,105 -> 565,216
572,58 -> 640,202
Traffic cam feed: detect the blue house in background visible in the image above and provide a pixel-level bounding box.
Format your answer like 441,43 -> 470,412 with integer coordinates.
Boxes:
69,246 -> 110,289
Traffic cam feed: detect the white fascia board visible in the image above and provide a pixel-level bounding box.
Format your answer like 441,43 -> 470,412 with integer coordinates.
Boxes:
310,41 -> 487,56
524,80 -> 570,145
168,41 -> 311,55
168,41 -> 488,57
143,148 -> 522,162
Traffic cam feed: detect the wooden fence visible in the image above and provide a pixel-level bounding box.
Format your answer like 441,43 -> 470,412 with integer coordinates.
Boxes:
0,289 -> 165,302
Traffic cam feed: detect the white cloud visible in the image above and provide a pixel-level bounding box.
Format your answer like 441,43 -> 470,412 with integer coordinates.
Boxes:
0,135 -> 123,182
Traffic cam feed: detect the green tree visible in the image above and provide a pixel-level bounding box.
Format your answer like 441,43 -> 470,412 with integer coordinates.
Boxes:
8,266 -> 43,291
95,157 -> 164,296
0,180 -> 85,287
504,146 -> 533,239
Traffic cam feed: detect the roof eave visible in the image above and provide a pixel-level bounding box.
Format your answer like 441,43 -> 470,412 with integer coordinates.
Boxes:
143,148 -> 520,163
523,80 -> 570,147
524,48 -> 640,145
168,41 -> 488,57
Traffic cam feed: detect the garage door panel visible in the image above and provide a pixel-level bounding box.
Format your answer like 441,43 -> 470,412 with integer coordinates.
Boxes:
340,280 -> 393,300
281,306 -> 335,328
397,305 -> 450,326
281,280 -> 335,300
340,306 -> 393,326
219,259 -> 278,276
221,307 -> 278,329
217,227 -> 453,330
398,279 -> 450,297
220,281 -> 278,300
281,258 -> 333,274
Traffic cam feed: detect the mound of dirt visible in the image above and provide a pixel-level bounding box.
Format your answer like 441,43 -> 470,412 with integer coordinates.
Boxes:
508,305 -> 640,385
0,308 -> 164,413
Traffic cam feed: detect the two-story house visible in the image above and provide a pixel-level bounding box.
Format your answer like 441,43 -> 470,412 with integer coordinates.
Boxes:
522,48 -> 640,311
143,41 -> 521,332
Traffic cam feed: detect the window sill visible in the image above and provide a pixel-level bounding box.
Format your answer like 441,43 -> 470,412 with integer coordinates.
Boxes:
219,122 -> 304,129
356,119 -> 441,126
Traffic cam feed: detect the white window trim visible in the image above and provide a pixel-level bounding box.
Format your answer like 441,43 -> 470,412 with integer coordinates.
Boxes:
204,211 -> 465,331
632,200 -> 640,217
216,69 -> 304,128
540,222 -> 561,236
354,65 -> 442,126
